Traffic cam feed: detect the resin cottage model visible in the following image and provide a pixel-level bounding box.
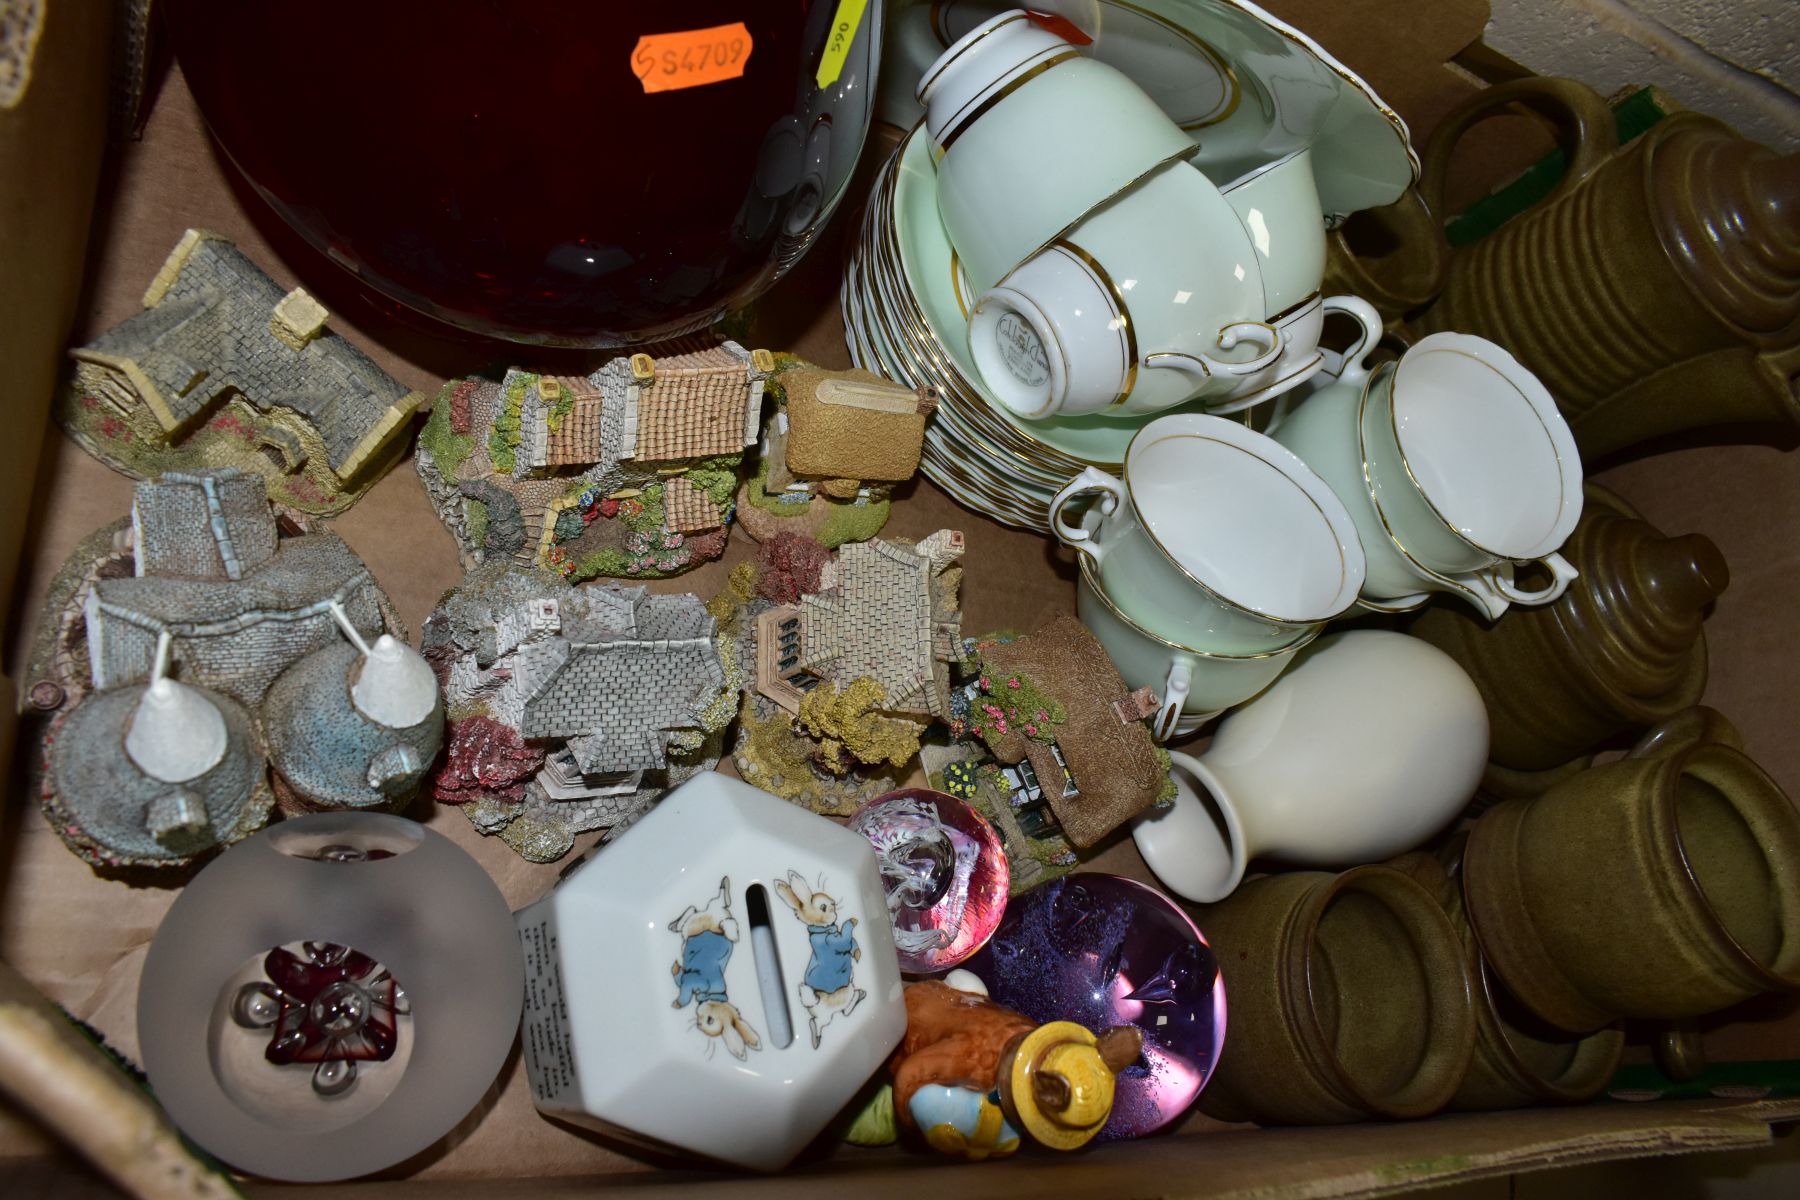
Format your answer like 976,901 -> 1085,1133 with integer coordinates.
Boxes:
958,617 -> 1172,850
34,468 -> 439,870
734,530 -> 966,815
416,342 -> 771,580
739,365 -> 935,548
423,565 -> 737,861
60,230 -> 425,515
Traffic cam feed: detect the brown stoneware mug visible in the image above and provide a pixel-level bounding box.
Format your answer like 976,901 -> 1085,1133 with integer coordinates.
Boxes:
1463,708 -> 1800,1035
1388,847 -> 1624,1112
1195,866 -> 1475,1125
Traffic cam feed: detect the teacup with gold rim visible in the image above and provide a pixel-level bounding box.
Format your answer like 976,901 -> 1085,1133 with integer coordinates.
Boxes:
1049,413 -> 1365,654
1362,332 -> 1583,586
920,9 -> 1200,295
967,159 -> 1277,419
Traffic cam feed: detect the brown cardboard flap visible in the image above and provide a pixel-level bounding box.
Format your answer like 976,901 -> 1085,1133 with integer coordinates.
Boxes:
251,1100 -> 1800,1199
11,0 -> 1800,1192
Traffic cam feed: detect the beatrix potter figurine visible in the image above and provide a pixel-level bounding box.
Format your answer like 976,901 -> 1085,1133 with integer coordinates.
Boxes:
889,978 -> 1143,1160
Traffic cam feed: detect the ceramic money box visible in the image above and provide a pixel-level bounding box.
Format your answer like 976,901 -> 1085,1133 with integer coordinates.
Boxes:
514,773 -> 906,1171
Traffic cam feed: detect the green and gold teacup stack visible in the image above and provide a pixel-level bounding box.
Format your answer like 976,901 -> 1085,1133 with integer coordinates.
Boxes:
1054,412 -> 1365,738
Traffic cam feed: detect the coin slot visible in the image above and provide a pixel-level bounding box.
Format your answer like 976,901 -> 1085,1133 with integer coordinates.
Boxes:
745,884 -> 795,1049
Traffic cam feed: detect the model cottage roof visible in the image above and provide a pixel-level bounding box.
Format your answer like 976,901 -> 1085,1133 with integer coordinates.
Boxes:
542,376 -> 608,467
624,343 -> 766,462
797,532 -> 964,718
72,230 -> 422,481
132,468 -> 277,581
87,471 -> 388,705
978,616 -> 1165,849
782,367 -> 935,483
517,589 -> 725,774
662,477 -> 722,533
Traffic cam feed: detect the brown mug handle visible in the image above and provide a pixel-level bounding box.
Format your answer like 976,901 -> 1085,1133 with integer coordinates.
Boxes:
1418,77 -> 1619,230
1625,706 -> 1745,761
1322,187 -> 1451,319
1479,706 -> 1742,801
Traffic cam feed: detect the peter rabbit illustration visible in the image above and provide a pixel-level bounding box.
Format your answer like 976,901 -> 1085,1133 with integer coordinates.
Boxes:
776,869 -> 866,1049
670,875 -> 762,1061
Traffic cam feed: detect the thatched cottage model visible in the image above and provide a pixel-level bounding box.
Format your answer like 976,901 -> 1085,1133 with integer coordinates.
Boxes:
740,366 -> 935,548
60,230 -> 425,515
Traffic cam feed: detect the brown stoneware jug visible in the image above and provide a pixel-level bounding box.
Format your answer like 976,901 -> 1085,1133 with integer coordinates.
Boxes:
1410,78 -> 1800,459
1195,866 -> 1475,1125
1388,847 -> 1624,1112
1411,483 -> 1728,774
1463,708 -> 1800,1034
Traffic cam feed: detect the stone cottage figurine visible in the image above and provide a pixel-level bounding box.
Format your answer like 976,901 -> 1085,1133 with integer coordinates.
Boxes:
422,564 -> 738,861
416,342 -> 771,580
35,468 -> 433,870
734,530 -> 966,815
60,229 -> 425,515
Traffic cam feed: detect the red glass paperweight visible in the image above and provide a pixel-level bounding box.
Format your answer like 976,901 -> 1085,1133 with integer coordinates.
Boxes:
162,1 -> 881,346
233,941 -> 408,1097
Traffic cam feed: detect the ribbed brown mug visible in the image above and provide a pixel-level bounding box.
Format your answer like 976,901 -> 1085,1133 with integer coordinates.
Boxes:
1195,866 -> 1474,1125
1388,847 -> 1623,1111
1463,708 -> 1800,1034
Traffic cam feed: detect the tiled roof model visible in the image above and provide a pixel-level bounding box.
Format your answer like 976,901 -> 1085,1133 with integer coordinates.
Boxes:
70,230 -> 423,481
543,376 -> 607,467
87,532 -> 385,705
626,342 -> 762,462
516,590 -> 726,773
783,367 -> 934,483
797,533 -> 963,718
132,469 -> 277,582
663,477 -> 722,534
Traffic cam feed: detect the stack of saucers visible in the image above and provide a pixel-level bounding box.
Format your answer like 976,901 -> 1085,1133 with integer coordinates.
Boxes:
843,2 -> 1421,532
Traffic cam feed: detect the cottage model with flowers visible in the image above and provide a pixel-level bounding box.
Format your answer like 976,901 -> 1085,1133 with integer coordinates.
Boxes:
417,342 -> 771,580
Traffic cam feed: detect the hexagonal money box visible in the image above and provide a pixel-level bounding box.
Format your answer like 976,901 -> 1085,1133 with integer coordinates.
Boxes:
514,773 -> 905,1170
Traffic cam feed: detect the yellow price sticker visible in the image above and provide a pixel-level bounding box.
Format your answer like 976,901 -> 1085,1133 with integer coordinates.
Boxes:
816,0 -> 872,89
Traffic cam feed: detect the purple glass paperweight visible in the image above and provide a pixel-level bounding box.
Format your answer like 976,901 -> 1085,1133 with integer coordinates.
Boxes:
964,873 -> 1226,1140
848,789 -> 1009,973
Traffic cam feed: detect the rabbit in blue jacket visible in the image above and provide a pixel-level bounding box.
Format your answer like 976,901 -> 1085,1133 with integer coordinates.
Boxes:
670,875 -> 762,1060
777,870 -> 867,1048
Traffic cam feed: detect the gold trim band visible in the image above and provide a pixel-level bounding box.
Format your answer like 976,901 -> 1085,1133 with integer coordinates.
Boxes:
1050,238 -> 1138,411
936,49 -> 1081,156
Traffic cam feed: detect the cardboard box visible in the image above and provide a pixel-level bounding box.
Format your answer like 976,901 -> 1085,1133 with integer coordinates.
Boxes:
4,1 -> 1798,1194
